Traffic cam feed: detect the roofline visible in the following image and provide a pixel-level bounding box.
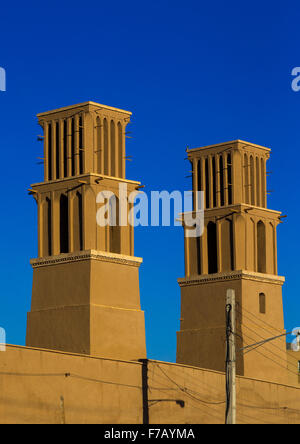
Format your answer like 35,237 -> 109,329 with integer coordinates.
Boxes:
30,172 -> 141,188
187,139 -> 271,153
37,101 -> 132,117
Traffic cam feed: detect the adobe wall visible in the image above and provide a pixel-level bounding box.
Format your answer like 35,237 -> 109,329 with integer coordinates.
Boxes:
0,345 -> 299,424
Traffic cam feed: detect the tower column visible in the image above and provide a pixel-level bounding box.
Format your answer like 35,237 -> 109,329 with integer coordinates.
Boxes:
42,193 -> 51,258
129,201 -> 134,256
245,153 -> 250,204
107,120 -> 112,176
201,157 -> 206,208
193,159 -> 198,210
74,115 -> 80,176
68,191 -> 74,253
43,122 -> 49,182
82,184 -> 96,250
95,115 -> 104,175
274,222 -> 278,275
113,120 -> 119,178
51,121 -> 57,180
216,154 -> 221,207
201,223 -> 208,274
100,117 -> 105,175
233,213 -> 245,270
119,123 -> 124,179
208,155 -> 213,208
256,157 -> 261,207
244,154 -> 247,204
66,118 -> 72,177
184,227 -> 190,277
82,112 -> 88,174
232,149 -> 242,204
37,194 -> 43,258
59,120 -> 64,179
224,154 -> 228,206
261,158 -> 267,207
253,157 -> 257,206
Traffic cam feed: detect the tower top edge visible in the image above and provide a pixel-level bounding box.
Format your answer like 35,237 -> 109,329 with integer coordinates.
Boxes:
187,139 -> 271,154
36,101 -> 132,118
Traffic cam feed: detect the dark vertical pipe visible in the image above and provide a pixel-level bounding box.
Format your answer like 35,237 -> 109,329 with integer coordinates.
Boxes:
139,359 -> 149,425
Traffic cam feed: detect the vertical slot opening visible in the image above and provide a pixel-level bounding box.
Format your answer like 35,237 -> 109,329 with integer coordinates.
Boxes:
71,118 -> 75,176
212,157 -> 216,207
257,220 -> 266,273
205,158 -> 210,209
207,221 -> 218,274
227,153 -> 232,205
219,155 -> 224,206
60,194 -> 69,254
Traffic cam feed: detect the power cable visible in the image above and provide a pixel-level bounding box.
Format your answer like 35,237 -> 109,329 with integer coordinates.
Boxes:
156,364 -> 226,406
237,332 -> 300,378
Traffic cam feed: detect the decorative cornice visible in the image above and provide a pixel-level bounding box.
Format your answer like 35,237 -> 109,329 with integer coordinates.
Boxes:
37,101 -> 132,118
30,250 -> 143,269
187,140 -> 271,154
31,172 -> 140,188
178,270 -> 285,287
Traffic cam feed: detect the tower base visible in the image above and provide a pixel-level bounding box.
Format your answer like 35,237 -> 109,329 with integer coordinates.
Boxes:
26,250 -> 147,361
176,270 -> 287,384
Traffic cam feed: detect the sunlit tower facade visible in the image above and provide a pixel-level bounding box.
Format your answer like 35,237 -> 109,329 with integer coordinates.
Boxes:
177,140 -> 287,383
26,102 -> 146,361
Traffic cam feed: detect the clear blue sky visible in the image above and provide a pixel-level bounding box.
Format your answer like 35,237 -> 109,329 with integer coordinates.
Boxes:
0,0 -> 299,362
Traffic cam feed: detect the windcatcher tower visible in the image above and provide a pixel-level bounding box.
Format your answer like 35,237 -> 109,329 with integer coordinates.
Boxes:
26,102 -> 146,361
177,140 -> 287,383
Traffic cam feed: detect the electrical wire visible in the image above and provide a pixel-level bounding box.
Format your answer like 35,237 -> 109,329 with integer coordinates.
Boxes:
156,364 -> 226,406
239,329 -> 294,368
150,363 -> 227,399
0,370 -> 176,393
236,307 -> 300,365
1,365 -> 299,423
240,326 -> 293,358
236,303 -> 284,335
149,383 -> 225,422
237,332 -> 300,378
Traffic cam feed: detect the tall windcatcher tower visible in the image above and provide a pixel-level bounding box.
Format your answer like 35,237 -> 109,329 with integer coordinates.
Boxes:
26,102 -> 146,361
177,140 -> 287,383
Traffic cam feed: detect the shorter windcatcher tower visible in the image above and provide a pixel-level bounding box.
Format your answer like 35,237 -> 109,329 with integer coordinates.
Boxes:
177,140 -> 287,383
26,102 -> 146,361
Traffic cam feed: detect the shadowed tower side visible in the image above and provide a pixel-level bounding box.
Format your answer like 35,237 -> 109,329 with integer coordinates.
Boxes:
26,101 -> 146,361
177,140 -> 287,384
